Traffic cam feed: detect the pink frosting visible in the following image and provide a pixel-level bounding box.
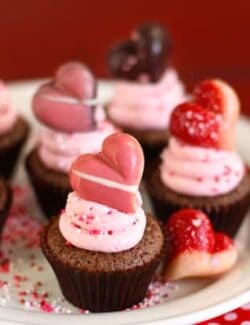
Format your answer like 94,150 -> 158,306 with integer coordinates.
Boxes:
108,68 -> 186,130
160,137 -> 245,196
59,191 -> 146,252
0,81 -> 17,134
39,120 -> 117,173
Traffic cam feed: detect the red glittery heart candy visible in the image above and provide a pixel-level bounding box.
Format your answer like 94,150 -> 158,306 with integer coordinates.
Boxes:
70,133 -> 144,213
32,62 -> 96,133
163,209 -> 237,280
170,79 -> 240,150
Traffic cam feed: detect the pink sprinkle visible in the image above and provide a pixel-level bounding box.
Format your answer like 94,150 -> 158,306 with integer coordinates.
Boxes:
18,291 -> 27,297
224,165 -> 231,176
0,280 -> 7,288
89,229 -> 100,235
196,177 -> 203,182
40,300 -> 54,313
78,216 -> 84,222
168,171 -> 175,176
108,230 -> 113,235
214,176 -> 220,182
107,210 -> 112,215
86,214 -> 94,220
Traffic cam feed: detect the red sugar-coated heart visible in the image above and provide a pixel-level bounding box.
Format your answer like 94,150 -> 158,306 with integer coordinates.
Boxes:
70,133 -> 144,213
165,209 -> 215,261
163,209 -> 236,280
194,79 -> 224,114
170,79 -> 240,150
32,61 -> 96,133
170,102 -> 221,148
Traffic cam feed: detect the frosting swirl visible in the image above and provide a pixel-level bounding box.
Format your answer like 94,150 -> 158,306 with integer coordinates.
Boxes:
59,191 -> 146,252
0,81 -> 17,134
39,120 -> 117,173
160,137 -> 245,196
108,68 -> 186,130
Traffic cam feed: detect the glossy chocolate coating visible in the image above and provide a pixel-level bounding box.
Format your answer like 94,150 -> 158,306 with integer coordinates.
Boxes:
108,22 -> 171,82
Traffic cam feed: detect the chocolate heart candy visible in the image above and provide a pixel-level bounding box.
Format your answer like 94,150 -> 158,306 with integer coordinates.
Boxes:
133,22 -> 171,82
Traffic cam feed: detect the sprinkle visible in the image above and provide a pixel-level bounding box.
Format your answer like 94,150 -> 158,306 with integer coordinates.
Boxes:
196,177 -> 203,182
40,300 -> 54,313
65,241 -> 72,247
108,230 -> 113,235
89,229 -> 101,235
107,210 -> 112,215
0,259 -> 10,273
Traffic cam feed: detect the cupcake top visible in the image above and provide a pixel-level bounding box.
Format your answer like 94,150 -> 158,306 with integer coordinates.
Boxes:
163,208 -> 237,280
0,81 -> 17,135
160,79 -> 245,196
59,133 -> 147,253
32,62 -> 117,173
107,23 -> 186,130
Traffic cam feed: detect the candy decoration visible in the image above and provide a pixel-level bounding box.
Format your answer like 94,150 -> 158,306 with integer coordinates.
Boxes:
108,23 -> 170,82
163,209 -> 237,280
170,79 -> 240,151
32,62 -> 96,133
70,133 -> 144,213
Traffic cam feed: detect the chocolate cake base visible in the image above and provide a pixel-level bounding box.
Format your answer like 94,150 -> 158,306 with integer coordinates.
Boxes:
0,179 -> 12,238
41,214 -> 164,312
0,117 -> 30,179
25,148 -> 71,218
146,165 -> 250,237
121,126 -> 168,162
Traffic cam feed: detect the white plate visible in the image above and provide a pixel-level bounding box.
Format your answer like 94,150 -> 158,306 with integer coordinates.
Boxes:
0,80 -> 250,325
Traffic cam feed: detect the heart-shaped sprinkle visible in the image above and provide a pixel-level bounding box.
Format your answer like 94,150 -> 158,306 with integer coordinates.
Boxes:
32,61 -> 96,133
108,23 -> 170,82
170,79 -> 240,150
70,133 -> 144,213
163,209 -> 237,280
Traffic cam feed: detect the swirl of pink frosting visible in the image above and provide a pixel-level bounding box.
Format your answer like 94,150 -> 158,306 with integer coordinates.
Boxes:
39,120 -> 117,173
59,191 -> 146,252
0,81 -> 17,134
108,68 -> 186,130
160,137 -> 245,196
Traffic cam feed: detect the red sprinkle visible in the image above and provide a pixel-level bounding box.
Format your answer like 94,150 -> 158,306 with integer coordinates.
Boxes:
89,229 -> 100,235
0,259 -> 10,273
108,230 -> 113,235
40,300 -> 54,313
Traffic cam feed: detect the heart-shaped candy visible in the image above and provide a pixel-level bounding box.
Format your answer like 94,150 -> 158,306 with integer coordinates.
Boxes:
163,209 -> 237,280
33,61 -> 96,133
108,23 -> 170,82
170,79 -> 240,150
70,133 -> 144,213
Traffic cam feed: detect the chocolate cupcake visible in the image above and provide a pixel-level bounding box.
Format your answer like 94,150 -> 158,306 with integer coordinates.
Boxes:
146,79 -> 250,237
41,133 -> 164,312
107,23 -> 187,162
0,179 -> 12,237
25,61 -> 117,217
0,81 -> 29,179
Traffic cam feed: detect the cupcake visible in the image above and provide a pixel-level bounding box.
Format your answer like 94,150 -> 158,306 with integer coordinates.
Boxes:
26,62 -> 117,217
162,209 -> 237,280
146,79 -> 250,237
107,22 -> 187,161
0,81 -> 29,178
41,133 -> 164,312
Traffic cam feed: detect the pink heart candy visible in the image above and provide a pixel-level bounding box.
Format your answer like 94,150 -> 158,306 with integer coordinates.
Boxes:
55,62 -> 94,99
32,61 -> 96,133
70,133 -> 144,213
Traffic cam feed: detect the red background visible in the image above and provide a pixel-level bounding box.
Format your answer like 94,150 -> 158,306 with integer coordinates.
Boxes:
1,0 -> 250,114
